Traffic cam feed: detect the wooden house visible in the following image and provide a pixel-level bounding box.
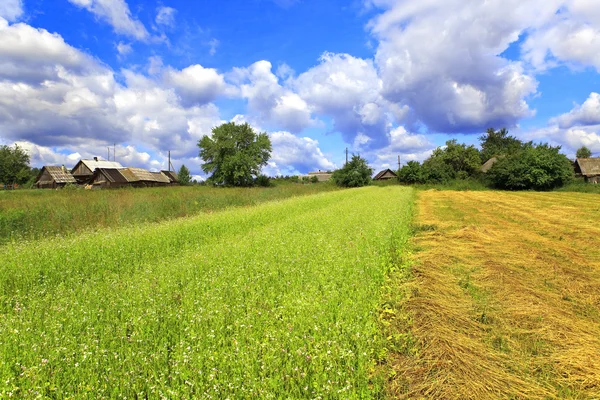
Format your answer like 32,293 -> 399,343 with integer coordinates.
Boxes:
71,158 -> 124,184
89,168 -> 129,188
374,168 -> 398,180
36,166 -> 77,188
161,170 -> 178,184
481,157 -> 499,173
574,158 -> 600,183
119,168 -> 170,187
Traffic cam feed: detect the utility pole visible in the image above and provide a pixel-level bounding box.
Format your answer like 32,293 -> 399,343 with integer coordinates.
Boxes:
345,147 -> 348,165
398,155 -> 401,170
114,143 -> 116,162
107,147 -> 110,161
168,151 -> 171,172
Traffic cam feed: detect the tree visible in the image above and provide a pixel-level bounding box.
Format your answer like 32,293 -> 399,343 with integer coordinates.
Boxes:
177,164 -> 192,186
479,128 -> 525,162
198,122 -> 272,186
487,143 -> 573,190
0,144 -> 31,186
398,161 -> 425,184
576,146 -> 592,158
332,155 -> 373,187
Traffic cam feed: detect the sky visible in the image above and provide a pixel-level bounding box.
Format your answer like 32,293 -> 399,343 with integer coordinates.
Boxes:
1,0 -> 600,179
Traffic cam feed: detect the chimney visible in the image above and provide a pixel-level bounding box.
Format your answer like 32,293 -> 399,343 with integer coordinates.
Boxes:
62,165 -> 67,173
94,157 -> 98,161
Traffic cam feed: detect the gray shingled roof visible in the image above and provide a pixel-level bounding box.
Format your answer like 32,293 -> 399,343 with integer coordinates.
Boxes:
576,158 -> 600,176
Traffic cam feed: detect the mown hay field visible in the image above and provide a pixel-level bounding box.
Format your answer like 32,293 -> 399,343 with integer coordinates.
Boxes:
388,191 -> 600,399
0,186 -> 414,398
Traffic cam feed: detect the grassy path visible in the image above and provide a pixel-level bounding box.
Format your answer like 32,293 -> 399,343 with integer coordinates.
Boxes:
387,191 -> 600,399
1,186 -> 414,398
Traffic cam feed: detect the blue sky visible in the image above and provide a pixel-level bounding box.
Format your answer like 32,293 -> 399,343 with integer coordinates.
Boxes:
1,0 -> 600,179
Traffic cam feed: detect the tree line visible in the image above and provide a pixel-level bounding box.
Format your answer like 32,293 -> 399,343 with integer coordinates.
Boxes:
398,128 -> 588,191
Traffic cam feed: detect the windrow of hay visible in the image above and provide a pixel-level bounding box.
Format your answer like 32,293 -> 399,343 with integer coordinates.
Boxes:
387,191 -> 600,399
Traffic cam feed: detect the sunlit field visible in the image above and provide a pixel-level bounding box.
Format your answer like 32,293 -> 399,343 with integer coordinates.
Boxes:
0,183 -> 339,244
387,191 -> 600,399
0,186 -> 414,398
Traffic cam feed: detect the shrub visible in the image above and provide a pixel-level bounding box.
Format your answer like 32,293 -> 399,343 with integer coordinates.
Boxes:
398,161 -> 425,184
255,174 -> 272,187
487,144 -> 573,190
332,155 -> 373,187
310,175 -> 319,183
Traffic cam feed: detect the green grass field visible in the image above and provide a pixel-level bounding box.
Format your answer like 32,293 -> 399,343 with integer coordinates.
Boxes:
0,186 -> 414,398
0,183 -> 339,244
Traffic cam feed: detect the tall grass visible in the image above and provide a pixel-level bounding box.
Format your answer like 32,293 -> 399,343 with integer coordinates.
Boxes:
0,183 -> 338,244
0,186 -> 414,398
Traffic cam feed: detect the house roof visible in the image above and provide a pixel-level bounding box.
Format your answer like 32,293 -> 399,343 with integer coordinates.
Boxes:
73,159 -> 123,174
37,166 -> 77,184
481,157 -> 499,173
161,170 -> 178,183
576,158 -> 600,176
374,169 -> 397,180
93,168 -> 129,184
120,167 -> 169,183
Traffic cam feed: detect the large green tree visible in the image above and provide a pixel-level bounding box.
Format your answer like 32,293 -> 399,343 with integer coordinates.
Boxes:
0,144 -> 31,186
479,128 -> 524,162
576,146 -> 592,158
332,155 -> 373,187
198,122 -> 272,186
177,164 -> 192,186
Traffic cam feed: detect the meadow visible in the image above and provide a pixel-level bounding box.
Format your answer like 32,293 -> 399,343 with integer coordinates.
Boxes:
0,183 -> 339,244
387,190 -> 600,399
0,186 -> 414,398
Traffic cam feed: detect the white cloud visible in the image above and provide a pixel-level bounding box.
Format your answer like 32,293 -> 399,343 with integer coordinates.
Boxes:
208,38 -> 219,56
233,60 -> 314,133
67,0 -> 149,40
164,64 -> 228,107
267,131 -> 335,175
524,124 -> 600,156
116,41 -> 132,57
523,1 -> 600,71
367,0 -> 548,133
0,0 -> 23,21
551,92 -> 600,128
155,6 -> 176,27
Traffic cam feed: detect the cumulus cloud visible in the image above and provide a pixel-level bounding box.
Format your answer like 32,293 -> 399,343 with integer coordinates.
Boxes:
155,6 -> 176,27
294,52 -> 390,147
523,1 -> 600,71
67,0 -> 149,40
116,41 -> 132,57
0,0 -> 23,21
267,131 -> 335,175
551,92 -> 600,128
524,124 -> 600,156
232,61 -> 314,133
367,0 -> 547,133
164,64 -> 228,107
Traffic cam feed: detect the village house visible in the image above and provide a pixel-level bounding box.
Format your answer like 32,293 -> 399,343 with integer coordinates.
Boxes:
71,158 -> 124,184
306,170 -> 333,182
373,168 -> 397,181
35,166 -> 77,189
574,158 -> 600,183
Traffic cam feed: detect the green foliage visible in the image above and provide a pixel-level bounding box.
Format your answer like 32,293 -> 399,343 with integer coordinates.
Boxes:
479,128 -> 524,162
576,146 -> 592,159
310,175 -> 319,183
254,174 -> 272,187
0,187 -> 414,398
487,143 -> 574,190
398,161 -> 425,184
177,164 -> 192,186
0,144 -> 31,186
198,122 -> 272,186
332,154 -> 373,187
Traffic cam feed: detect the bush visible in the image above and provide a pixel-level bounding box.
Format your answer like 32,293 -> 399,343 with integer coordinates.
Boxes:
487,144 -> 573,190
332,155 -> 373,187
310,175 -> 319,183
398,161 -> 424,184
255,174 -> 272,187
